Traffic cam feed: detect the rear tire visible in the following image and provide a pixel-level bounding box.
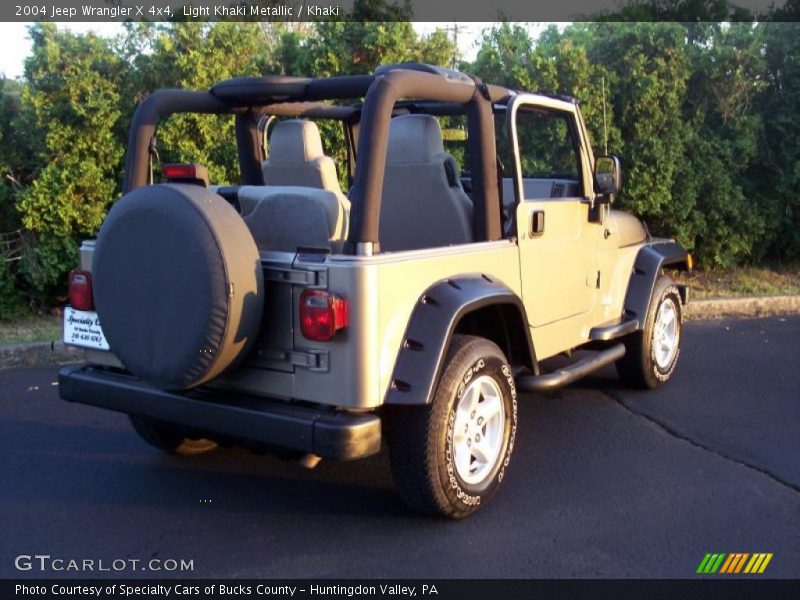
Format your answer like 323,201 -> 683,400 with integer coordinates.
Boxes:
386,335 -> 517,519
616,275 -> 683,389
129,415 -> 218,456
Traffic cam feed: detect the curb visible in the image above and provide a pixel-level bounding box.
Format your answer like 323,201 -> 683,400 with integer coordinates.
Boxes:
0,340 -> 83,371
685,295 -> 800,319
1,296 -> 798,370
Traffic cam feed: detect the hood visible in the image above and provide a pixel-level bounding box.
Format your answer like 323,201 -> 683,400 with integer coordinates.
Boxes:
608,209 -> 647,247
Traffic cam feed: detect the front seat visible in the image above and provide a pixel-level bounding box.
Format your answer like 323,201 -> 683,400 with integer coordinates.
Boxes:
262,119 -> 342,193
378,114 -> 473,252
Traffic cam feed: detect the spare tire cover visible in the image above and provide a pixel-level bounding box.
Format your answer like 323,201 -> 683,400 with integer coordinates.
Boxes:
93,184 -> 264,390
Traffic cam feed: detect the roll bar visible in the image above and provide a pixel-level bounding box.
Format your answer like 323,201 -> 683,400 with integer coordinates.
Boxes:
123,68 -> 511,251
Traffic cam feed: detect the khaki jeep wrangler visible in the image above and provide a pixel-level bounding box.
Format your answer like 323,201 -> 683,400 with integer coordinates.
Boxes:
59,63 -> 690,518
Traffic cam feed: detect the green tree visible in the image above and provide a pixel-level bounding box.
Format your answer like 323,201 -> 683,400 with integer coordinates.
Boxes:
527,25 -> 624,164
122,22 -> 269,185
268,16 -> 454,179
298,21 -> 452,77
471,23 -> 690,249
12,24 -> 124,304
471,23 -> 540,91
17,24 -> 124,237
0,259 -> 26,320
1,78 -> 18,230
674,22 -> 767,265
592,0 -> 754,22
0,78 -> 29,319
582,23 -> 691,229
752,22 -> 800,261
4,13 -> 798,319
469,21 -> 778,266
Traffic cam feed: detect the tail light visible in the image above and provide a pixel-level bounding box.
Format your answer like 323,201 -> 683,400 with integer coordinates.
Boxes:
299,289 -> 348,342
161,163 -> 209,187
68,269 -> 94,311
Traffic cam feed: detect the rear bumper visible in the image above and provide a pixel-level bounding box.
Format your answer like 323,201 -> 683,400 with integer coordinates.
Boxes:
58,365 -> 381,460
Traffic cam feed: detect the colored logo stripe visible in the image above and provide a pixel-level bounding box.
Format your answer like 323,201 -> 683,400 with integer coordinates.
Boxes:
719,554 -> 735,573
697,553 -> 726,574
720,553 -> 749,573
697,553 -> 773,574
744,553 -> 773,574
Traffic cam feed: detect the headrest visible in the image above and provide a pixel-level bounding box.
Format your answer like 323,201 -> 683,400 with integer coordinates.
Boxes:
386,115 -> 445,165
268,119 -> 325,165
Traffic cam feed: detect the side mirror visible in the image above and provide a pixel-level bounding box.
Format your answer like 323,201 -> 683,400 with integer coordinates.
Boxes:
594,154 -> 622,197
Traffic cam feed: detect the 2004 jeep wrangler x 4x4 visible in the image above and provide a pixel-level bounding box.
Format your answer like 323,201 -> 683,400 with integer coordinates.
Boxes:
59,64 -> 690,518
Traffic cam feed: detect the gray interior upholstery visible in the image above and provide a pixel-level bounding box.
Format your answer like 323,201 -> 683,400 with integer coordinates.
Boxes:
378,114 -> 473,252
238,185 -> 350,253
262,120 -> 342,192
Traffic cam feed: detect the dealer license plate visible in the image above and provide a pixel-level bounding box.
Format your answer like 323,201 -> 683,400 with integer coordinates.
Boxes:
63,307 -> 109,351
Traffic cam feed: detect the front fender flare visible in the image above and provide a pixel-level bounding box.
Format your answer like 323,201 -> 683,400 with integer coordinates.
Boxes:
384,275 -> 533,406
624,239 -> 689,324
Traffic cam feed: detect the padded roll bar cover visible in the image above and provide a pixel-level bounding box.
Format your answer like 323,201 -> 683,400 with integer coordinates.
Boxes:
92,184 -> 264,390
210,76 -> 312,104
349,69 -> 476,247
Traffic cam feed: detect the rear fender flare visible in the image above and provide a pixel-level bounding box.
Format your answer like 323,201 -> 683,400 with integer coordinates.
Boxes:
384,275 -> 534,406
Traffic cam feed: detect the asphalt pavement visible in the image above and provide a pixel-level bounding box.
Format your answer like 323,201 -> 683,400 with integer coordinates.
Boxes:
1,316 -> 798,579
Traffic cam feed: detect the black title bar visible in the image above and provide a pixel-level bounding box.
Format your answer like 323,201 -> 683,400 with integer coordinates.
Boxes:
5,579 -> 800,600
2,0 -> 790,22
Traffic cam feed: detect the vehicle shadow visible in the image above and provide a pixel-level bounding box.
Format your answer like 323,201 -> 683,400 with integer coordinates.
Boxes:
0,417 -> 411,519
0,359 -> 657,524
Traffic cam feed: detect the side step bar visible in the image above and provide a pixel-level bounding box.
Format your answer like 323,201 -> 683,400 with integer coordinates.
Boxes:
516,343 -> 626,393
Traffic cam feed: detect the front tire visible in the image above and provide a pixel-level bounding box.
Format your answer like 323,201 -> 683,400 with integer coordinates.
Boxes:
386,335 -> 518,519
129,415 -> 218,456
616,275 -> 683,389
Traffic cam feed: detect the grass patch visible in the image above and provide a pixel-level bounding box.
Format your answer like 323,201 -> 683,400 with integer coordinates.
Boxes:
674,264 -> 800,299
0,313 -> 62,345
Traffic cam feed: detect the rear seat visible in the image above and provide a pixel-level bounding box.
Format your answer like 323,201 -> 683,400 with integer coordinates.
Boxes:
238,186 -> 350,253
238,119 -> 350,253
262,119 -> 342,193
